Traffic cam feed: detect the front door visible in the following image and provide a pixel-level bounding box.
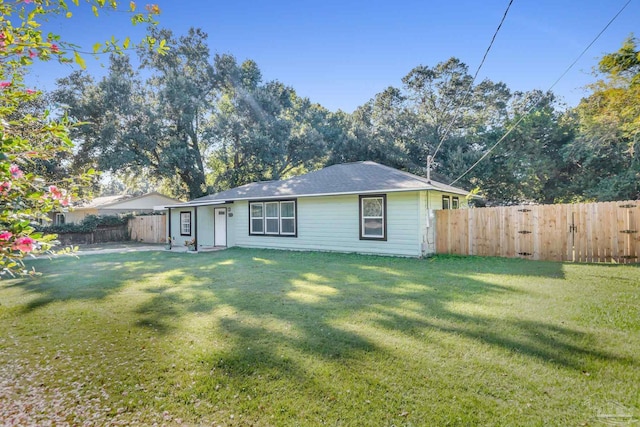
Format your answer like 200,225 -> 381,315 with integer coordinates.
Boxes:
214,208 -> 227,246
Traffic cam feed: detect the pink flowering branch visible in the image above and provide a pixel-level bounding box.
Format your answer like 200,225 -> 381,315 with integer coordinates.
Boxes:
12,236 -> 35,253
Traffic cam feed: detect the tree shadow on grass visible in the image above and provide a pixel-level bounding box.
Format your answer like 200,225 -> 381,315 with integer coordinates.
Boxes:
138,249 -> 635,425
14,258 -> 134,311
13,252 -> 194,312
133,275 -> 224,334
373,308 -> 633,370
124,249 -> 631,394
11,248 -> 635,399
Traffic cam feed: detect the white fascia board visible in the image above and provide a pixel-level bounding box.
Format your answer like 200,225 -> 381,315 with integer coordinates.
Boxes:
161,200 -> 229,209
160,187 -> 473,207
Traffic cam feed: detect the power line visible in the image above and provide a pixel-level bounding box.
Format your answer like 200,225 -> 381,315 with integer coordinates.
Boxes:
449,0 -> 632,187
431,0 -> 514,162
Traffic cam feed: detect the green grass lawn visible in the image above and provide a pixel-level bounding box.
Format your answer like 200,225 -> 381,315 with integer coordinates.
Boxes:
1,249 -> 638,426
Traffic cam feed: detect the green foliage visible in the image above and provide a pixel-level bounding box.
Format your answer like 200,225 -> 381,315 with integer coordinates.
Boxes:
37,214 -> 132,234
56,27 -> 214,199
325,58 -> 513,188
564,36 -> 640,201
57,45 -> 332,196
51,28 -> 640,205
1,0 -> 162,278
399,58 -> 511,180
326,87 -> 412,169
211,55 -> 329,189
133,211 -> 166,217
472,91 -> 577,204
599,35 -> 640,85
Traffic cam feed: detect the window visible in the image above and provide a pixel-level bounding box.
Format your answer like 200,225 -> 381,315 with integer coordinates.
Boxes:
452,196 -> 459,209
250,203 -> 264,234
249,200 -> 297,237
180,212 -> 191,235
55,213 -> 65,225
280,201 -> 296,235
360,195 -> 386,240
442,195 -> 450,210
265,202 -> 279,234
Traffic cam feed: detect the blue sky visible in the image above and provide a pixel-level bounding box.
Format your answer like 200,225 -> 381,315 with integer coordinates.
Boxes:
28,0 -> 639,112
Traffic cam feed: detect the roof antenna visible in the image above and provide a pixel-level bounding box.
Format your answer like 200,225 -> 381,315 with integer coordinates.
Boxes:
426,155 -> 433,184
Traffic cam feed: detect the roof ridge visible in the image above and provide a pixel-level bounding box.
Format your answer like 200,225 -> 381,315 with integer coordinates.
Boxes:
324,160 -> 377,168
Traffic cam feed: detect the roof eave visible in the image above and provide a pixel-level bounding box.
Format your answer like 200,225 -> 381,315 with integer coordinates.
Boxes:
158,200 -> 231,209
85,192 -> 182,209
203,186 -> 473,202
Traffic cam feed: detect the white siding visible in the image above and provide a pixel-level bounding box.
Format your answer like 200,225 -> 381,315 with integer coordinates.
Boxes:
197,207 -> 215,247
103,193 -> 179,210
418,190 -> 469,256
169,205 -> 233,249
169,208 -> 195,247
429,192 -> 469,210
226,205 -> 237,247
229,192 -> 422,257
168,192 -> 469,256
419,191 -> 437,256
66,194 -> 180,224
65,210 -> 94,224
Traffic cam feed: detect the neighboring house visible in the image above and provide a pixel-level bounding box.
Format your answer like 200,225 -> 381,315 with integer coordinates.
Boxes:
163,161 -> 471,257
56,192 -> 181,224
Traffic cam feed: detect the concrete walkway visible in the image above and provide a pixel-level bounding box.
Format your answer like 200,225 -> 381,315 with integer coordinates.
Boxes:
74,242 -> 167,255
72,242 -> 226,255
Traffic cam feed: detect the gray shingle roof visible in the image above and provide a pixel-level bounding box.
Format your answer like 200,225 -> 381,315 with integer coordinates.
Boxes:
77,194 -> 129,209
78,191 -> 181,209
191,161 -> 470,203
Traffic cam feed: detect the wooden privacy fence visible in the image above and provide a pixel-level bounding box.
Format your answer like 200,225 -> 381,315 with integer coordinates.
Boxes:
128,215 -> 167,243
436,200 -> 640,263
56,225 -> 129,245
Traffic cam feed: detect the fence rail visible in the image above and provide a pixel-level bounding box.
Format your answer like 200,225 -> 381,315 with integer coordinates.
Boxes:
128,215 -> 167,243
56,225 -> 129,246
435,200 -> 640,263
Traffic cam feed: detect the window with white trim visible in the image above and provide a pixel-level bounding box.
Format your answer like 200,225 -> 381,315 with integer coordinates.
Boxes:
180,212 -> 191,235
250,203 -> 264,234
280,201 -> 296,235
265,202 -> 280,234
452,196 -> 459,209
360,195 -> 386,240
249,200 -> 297,237
55,213 -> 65,225
442,195 -> 450,210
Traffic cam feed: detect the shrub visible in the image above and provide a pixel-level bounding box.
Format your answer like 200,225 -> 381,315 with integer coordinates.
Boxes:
37,214 -> 132,234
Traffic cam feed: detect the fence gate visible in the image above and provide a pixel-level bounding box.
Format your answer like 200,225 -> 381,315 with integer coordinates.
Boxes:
436,200 -> 640,263
128,215 -> 167,243
516,207 -> 534,259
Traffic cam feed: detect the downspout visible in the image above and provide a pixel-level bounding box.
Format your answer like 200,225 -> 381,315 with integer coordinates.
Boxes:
425,156 -> 433,255
426,190 -> 433,256
426,190 -> 430,228
168,207 -> 172,249
194,207 -> 198,252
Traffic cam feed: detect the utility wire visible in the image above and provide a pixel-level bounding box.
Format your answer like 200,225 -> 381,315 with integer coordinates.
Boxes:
431,0 -> 514,162
449,0 -> 631,186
